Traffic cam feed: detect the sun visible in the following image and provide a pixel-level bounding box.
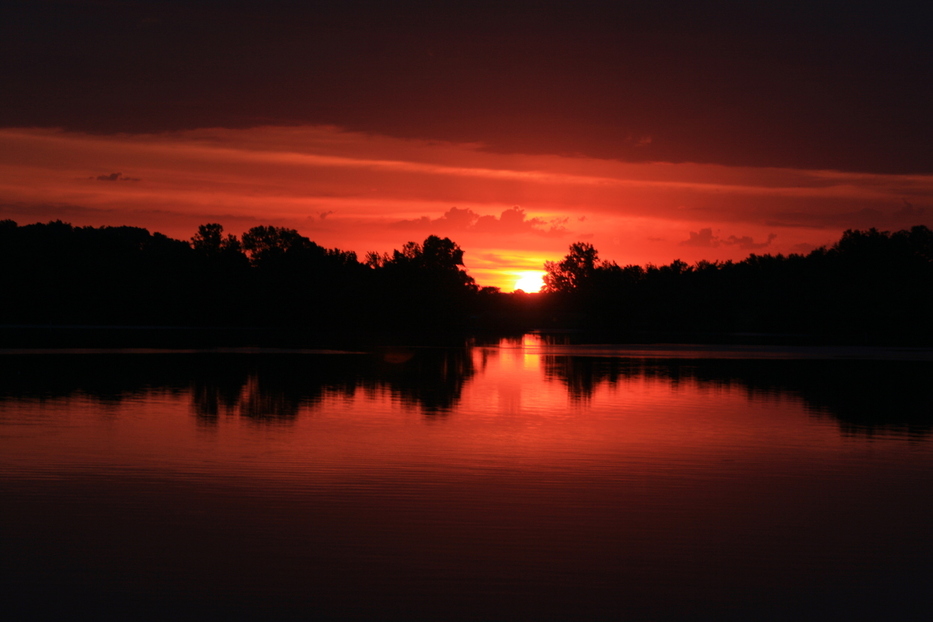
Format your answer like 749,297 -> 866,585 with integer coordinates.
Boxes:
512,271 -> 546,293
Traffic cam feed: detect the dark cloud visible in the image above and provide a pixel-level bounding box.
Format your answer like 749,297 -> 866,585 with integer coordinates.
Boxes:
92,172 -> 140,182
725,233 -> 778,250
680,228 -> 776,250
3,1 -> 932,173
896,200 -> 925,222
792,242 -> 819,254
680,228 -> 718,248
391,206 -> 570,237
770,201 -> 930,231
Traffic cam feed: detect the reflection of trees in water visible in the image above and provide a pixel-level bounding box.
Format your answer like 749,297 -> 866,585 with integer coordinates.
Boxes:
3,349 -> 928,435
0,348 -> 475,422
192,371 -> 311,424
544,356 -> 933,437
374,347 -> 475,414
191,377 -> 243,422
543,356 -> 699,400
238,375 -> 302,422
192,355 -> 364,423
777,361 -> 933,438
190,356 -> 251,423
187,349 -> 475,421
0,354 -> 193,403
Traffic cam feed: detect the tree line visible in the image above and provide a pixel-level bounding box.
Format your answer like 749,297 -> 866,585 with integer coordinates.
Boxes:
538,226 -> 933,342
1,219 -> 931,343
0,220 -> 478,334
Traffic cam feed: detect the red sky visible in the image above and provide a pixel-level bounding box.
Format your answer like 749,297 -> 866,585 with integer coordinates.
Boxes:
2,1 -> 931,290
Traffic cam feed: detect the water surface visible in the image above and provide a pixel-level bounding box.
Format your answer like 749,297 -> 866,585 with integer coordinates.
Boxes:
3,336 -> 933,620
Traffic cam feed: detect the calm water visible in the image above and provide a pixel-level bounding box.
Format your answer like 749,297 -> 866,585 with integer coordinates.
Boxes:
2,335 -> 933,621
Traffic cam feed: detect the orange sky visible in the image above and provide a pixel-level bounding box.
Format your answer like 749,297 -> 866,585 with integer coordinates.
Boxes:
1,125 -> 930,290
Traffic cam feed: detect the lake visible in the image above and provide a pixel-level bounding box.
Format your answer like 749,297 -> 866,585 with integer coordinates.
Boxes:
3,335 -> 933,621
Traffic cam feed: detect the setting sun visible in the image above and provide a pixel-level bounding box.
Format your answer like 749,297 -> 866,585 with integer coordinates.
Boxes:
513,271 -> 546,293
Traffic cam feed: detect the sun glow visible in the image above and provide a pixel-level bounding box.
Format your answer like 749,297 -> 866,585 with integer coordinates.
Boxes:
513,271 -> 546,293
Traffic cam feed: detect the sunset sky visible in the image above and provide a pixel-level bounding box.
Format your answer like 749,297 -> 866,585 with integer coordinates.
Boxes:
3,0 -> 932,290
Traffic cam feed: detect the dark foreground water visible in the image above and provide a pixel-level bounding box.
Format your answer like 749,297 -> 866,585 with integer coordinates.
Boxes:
2,336 -> 933,621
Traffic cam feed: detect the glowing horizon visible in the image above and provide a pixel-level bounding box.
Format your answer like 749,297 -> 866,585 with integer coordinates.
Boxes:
513,271 -> 546,293
1,125 -> 931,291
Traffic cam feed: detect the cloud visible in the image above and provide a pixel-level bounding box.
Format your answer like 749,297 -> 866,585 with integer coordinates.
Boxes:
768,199 -> 930,231
391,206 -> 570,238
724,233 -> 778,250
680,228 -> 777,250
6,2 -> 933,174
896,199 -> 925,221
791,242 -> 819,254
92,172 -> 141,182
474,252 -> 545,271
680,228 -> 719,247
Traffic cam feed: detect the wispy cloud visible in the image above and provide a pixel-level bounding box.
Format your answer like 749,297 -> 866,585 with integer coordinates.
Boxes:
92,172 -> 141,182
390,206 -> 569,238
680,228 -> 777,250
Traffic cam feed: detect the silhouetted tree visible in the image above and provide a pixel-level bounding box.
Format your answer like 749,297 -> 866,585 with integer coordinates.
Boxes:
532,226 -> 933,341
191,223 -> 243,258
241,225 -> 313,267
543,242 -> 601,293
365,235 -> 478,329
379,235 -> 476,290
4,221 -> 932,342
188,224 -> 250,324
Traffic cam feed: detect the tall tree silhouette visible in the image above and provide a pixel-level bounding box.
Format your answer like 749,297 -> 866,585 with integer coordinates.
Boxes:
241,225 -> 313,268
543,242 -> 601,293
191,223 -> 243,258
368,235 -> 477,329
189,224 -> 249,325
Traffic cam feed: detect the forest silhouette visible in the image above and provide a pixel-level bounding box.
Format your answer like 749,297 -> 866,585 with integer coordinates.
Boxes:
1,219 -> 931,345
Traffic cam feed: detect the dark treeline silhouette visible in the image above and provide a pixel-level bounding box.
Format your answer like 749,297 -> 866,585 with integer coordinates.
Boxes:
0,220 -> 478,341
2,219 -> 932,344
538,227 -> 933,343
